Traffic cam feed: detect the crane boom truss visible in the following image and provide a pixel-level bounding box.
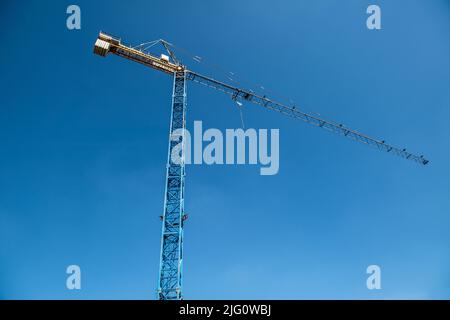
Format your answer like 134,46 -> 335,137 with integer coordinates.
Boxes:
186,71 -> 429,165
94,32 -> 428,165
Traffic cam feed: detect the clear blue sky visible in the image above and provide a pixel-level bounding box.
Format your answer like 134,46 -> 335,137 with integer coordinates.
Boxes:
1,0 -> 449,299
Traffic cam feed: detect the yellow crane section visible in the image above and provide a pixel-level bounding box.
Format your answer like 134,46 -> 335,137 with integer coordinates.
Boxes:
94,32 -> 184,74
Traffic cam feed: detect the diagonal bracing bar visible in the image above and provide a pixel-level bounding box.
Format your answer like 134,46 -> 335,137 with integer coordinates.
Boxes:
157,71 -> 187,300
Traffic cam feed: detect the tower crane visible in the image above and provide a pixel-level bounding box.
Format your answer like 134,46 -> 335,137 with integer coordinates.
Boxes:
93,32 -> 428,300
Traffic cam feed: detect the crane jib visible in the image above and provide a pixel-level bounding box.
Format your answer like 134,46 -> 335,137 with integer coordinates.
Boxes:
93,32 -> 428,166
185,71 -> 429,166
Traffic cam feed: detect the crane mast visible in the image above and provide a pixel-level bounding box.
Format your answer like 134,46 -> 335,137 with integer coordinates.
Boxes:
93,32 -> 428,300
158,70 -> 187,300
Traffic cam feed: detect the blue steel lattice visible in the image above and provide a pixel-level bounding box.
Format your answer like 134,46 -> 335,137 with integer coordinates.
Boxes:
157,71 -> 187,300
